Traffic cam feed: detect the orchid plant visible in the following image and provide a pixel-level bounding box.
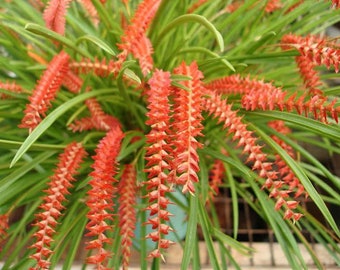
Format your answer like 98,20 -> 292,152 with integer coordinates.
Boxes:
0,0 -> 340,269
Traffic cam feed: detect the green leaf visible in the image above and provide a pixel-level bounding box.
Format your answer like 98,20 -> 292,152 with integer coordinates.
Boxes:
10,89 -> 113,167
198,200 -> 221,270
25,23 -> 91,58
124,68 -> 142,84
156,14 -> 224,53
76,35 -> 117,56
199,148 -> 251,177
251,123 -> 340,238
0,151 -> 55,204
212,228 -> 253,255
247,111 -> 340,142
180,46 -> 235,72
180,193 -> 198,270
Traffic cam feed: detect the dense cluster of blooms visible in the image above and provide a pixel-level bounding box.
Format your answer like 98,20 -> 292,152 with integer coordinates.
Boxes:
30,142 -> 87,269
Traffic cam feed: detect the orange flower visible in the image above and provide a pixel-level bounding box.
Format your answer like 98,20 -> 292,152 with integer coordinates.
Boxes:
30,142 -> 87,270
172,61 -> 204,194
117,0 -> 161,73
208,159 -> 225,200
0,80 -> 24,99
268,120 -> 306,198
43,0 -> 71,35
69,98 -> 121,132
19,51 -> 69,132
118,164 -> 137,269
86,127 -> 124,268
144,69 -> 174,259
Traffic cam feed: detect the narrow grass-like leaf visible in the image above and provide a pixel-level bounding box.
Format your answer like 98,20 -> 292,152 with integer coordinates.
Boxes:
25,23 -> 90,58
199,148 -> 250,177
212,228 -> 253,255
10,89 -> 113,167
251,123 -> 340,237
180,46 -> 235,72
225,163 -> 239,239
0,151 -> 55,202
198,200 -> 221,270
180,192 -> 198,270
247,175 -> 307,269
124,68 -> 142,84
269,129 -> 340,189
247,111 -> 340,142
62,215 -> 87,270
156,14 -> 224,53
0,199 -> 42,268
76,35 -> 117,56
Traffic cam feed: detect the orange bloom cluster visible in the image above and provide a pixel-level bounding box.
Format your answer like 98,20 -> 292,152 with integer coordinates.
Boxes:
268,121 -> 306,198
118,164 -> 137,269
265,0 -> 282,13
69,98 -> 121,132
208,159 -> 225,200
30,142 -> 87,270
282,33 -> 340,72
205,74 -> 278,96
332,0 -> 340,8
69,58 -> 121,78
172,62 -> 204,194
79,0 -> 99,26
203,91 -> 302,221
19,51 -> 69,132
144,70 -> 174,259
118,0 -> 161,74
242,85 -> 340,123
0,81 -> 24,99
0,214 -> 9,251
225,0 -> 282,13
61,71 -> 84,94
86,127 -> 124,268
43,0 -> 71,35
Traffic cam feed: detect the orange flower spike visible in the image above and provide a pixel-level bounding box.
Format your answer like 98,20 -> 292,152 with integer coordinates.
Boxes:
0,214 -> 9,251
203,92 -> 303,222
29,142 -> 87,270
19,51 -> 69,132
172,61 -> 204,194
282,33 -> 340,72
241,81 -> 340,123
205,74 -> 281,96
132,33 -> 154,76
118,0 -> 161,69
79,0 -> 99,26
62,71 -> 84,94
118,164 -> 137,269
0,81 -> 24,99
295,55 -> 323,96
265,0 -> 282,13
203,91 -> 277,195
331,0 -> 340,8
208,159 -> 225,200
43,0 -> 71,35
86,127 -> 124,268
268,120 -> 306,197
69,97 -> 122,132
225,1 -> 243,13
69,58 -> 120,77
144,70 -> 174,258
